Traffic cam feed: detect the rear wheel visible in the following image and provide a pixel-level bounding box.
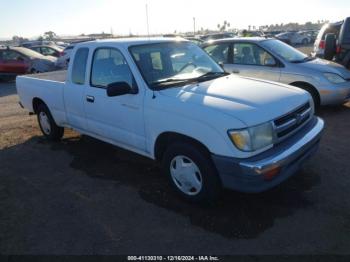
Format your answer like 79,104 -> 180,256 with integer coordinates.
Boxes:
302,38 -> 308,45
30,69 -> 40,74
161,142 -> 222,203
36,103 -> 64,141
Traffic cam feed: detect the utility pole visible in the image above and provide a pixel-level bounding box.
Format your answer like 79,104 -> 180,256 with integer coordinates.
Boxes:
193,17 -> 196,36
146,3 -> 150,38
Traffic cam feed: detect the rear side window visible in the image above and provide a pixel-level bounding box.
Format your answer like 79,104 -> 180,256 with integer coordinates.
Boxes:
71,48 -> 89,85
204,43 -> 230,64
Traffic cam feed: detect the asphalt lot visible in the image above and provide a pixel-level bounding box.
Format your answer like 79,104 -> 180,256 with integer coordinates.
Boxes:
1,78 -> 350,255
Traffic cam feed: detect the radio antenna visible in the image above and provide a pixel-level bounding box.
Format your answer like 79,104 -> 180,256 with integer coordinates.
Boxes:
146,3 -> 150,39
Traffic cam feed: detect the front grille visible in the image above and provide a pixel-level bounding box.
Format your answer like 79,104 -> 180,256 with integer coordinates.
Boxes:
274,102 -> 311,139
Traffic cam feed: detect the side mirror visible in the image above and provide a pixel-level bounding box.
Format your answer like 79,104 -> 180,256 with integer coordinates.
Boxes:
107,81 -> 136,97
218,61 -> 225,69
264,57 -> 276,67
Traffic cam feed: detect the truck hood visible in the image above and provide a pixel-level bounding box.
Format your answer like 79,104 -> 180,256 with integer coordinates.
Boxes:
159,75 -> 310,126
299,58 -> 350,79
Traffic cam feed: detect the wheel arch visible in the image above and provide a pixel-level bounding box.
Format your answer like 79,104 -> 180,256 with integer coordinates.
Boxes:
154,132 -> 212,162
32,97 -> 48,114
289,81 -> 320,105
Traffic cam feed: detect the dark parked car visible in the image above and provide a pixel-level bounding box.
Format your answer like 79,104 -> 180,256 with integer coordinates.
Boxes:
200,32 -> 235,42
30,45 -> 64,58
184,37 -> 204,46
264,31 -> 284,38
0,46 -> 57,81
20,40 -> 56,48
313,17 -> 350,69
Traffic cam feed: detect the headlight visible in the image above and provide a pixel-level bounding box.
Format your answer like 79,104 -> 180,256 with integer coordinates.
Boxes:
228,122 -> 274,152
323,73 -> 346,84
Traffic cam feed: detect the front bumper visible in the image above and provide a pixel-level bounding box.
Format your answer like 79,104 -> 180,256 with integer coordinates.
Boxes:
212,117 -> 324,193
319,82 -> 350,105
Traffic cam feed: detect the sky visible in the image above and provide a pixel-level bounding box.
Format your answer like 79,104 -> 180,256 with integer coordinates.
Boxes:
0,0 -> 349,39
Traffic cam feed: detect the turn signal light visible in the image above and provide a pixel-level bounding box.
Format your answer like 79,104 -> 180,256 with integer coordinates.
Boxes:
263,166 -> 281,181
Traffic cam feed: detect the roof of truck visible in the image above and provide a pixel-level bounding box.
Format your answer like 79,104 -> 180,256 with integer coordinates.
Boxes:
76,37 -> 189,48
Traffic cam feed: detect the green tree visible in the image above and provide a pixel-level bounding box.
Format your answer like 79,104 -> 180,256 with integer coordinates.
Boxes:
43,31 -> 57,40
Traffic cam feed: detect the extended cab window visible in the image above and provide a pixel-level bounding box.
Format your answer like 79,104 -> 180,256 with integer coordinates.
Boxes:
72,48 -> 89,85
91,48 -> 133,88
203,43 -> 230,64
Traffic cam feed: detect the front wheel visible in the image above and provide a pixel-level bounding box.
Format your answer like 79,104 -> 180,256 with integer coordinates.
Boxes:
37,103 -> 64,141
161,142 -> 222,203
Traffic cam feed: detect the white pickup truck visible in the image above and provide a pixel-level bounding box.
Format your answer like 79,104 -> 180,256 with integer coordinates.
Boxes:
17,38 -> 324,202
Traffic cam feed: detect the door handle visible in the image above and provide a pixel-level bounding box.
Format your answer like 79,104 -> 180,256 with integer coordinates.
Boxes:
86,95 -> 95,103
232,70 -> 240,74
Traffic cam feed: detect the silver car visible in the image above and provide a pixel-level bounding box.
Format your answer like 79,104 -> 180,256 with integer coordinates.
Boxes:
203,37 -> 350,107
276,32 -> 311,45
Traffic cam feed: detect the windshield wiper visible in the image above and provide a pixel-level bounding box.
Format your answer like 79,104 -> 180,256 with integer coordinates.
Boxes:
195,71 -> 229,82
151,78 -> 197,90
151,72 -> 229,90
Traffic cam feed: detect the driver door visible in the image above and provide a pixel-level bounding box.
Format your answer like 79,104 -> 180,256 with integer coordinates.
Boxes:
84,47 -> 146,152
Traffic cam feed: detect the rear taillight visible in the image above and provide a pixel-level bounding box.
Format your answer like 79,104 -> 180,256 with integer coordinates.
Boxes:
336,45 -> 342,54
319,40 -> 325,49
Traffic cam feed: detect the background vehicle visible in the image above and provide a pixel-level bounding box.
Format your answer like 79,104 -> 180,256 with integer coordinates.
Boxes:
314,18 -> 350,69
239,30 -> 265,37
276,31 -> 311,45
203,37 -> 350,107
56,41 -> 92,68
0,46 -> 57,80
312,21 -> 343,59
201,32 -> 235,42
16,38 -> 323,202
56,44 -> 75,68
30,45 -> 64,58
20,40 -> 56,48
264,31 -> 284,38
184,37 -> 204,46
299,30 -> 319,44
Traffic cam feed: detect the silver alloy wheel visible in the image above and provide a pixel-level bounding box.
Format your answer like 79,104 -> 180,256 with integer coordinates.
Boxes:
39,111 -> 51,135
170,155 -> 203,196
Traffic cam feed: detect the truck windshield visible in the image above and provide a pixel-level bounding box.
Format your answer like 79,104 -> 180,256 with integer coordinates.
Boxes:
261,39 -> 311,63
129,41 -> 225,89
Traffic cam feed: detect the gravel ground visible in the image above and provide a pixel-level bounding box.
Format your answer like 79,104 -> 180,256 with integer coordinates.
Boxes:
0,79 -> 350,255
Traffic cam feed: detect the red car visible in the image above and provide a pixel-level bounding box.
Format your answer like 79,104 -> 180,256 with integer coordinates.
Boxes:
0,46 -> 57,81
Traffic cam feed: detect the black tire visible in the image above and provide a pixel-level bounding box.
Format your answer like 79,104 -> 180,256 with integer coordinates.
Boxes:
306,87 -> 321,111
324,33 -> 336,61
30,68 -> 40,74
302,38 -> 308,45
36,103 -> 64,141
161,142 -> 222,203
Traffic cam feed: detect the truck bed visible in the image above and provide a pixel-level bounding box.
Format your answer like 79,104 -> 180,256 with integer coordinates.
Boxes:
26,70 -> 67,83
